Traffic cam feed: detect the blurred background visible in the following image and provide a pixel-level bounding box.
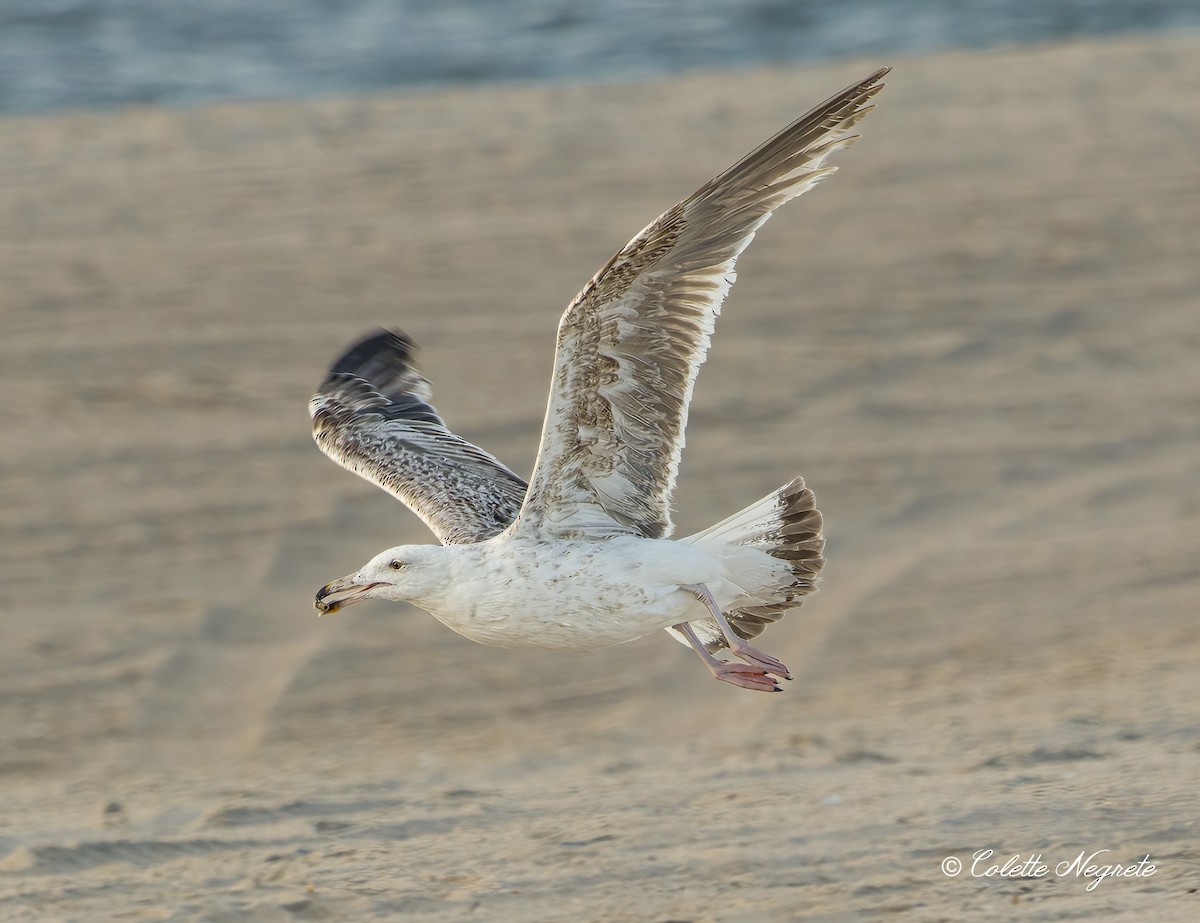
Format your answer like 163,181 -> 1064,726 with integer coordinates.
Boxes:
2,3 -> 1198,920
0,0 -> 1197,112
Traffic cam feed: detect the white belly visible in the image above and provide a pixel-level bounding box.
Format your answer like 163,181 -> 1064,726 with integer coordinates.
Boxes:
425,534 -> 721,651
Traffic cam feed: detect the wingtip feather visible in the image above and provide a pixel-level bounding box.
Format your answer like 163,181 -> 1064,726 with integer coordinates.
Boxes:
328,328 -> 416,378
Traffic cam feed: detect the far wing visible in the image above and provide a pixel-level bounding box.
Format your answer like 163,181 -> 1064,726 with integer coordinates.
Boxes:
310,330 -> 527,545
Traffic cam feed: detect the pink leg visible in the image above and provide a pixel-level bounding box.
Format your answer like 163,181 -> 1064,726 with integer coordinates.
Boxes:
673,622 -> 782,693
680,583 -> 794,681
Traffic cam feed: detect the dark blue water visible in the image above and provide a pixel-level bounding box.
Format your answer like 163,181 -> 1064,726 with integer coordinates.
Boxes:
2,0 -> 1197,113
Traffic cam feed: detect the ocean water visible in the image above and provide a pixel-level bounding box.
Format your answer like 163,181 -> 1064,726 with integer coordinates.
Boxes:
1,0 -> 1197,113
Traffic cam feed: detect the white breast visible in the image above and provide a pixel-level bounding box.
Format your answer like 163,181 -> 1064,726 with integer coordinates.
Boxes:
425,534 -> 721,651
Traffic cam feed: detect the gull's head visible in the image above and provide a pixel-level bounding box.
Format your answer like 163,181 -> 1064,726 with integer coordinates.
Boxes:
314,544 -> 448,615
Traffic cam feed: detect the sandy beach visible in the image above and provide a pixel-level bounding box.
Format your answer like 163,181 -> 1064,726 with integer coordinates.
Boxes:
2,34 -> 1198,921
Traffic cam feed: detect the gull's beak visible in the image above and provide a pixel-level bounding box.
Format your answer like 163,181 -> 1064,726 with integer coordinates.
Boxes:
314,575 -> 384,615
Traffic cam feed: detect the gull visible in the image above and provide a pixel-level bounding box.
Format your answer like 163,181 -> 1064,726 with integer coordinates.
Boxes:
311,69 -> 887,692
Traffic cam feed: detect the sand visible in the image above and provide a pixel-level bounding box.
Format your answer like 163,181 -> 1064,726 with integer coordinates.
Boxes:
1,33 -> 1198,922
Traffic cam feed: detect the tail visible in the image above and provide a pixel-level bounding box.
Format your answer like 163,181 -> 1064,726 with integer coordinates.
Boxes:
674,478 -> 825,651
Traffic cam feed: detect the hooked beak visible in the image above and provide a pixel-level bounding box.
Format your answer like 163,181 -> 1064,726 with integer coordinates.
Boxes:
314,575 -> 384,615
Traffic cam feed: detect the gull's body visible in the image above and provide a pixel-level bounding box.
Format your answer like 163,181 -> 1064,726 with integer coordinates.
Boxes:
363,534 -> 787,652
311,69 -> 888,691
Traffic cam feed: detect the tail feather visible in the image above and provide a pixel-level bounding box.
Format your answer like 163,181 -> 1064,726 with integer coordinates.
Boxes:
673,477 -> 825,651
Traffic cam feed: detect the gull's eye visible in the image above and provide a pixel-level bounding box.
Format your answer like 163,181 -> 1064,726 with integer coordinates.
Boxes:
390,560 -> 405,571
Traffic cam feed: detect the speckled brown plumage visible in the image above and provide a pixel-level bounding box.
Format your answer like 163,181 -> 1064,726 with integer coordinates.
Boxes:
519,68 -> 887,541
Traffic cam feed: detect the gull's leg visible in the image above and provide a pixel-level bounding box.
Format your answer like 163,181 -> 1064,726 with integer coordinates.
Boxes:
680,583 -> 793,681
673,622 -> 781,693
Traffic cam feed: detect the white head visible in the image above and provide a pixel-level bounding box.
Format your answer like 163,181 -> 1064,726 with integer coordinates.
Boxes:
314,544 -> 451,614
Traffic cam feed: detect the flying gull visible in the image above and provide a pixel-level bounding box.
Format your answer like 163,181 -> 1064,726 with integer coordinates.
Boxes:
311,68 -> 888,692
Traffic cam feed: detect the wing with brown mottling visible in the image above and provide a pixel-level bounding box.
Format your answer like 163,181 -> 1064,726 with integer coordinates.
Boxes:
310,330 -> 527,545
517,69 -> 888,539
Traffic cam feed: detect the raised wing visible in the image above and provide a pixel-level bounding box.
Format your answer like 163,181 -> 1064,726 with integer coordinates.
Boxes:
310,330 -> 527,545
517,69 -> 888,539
